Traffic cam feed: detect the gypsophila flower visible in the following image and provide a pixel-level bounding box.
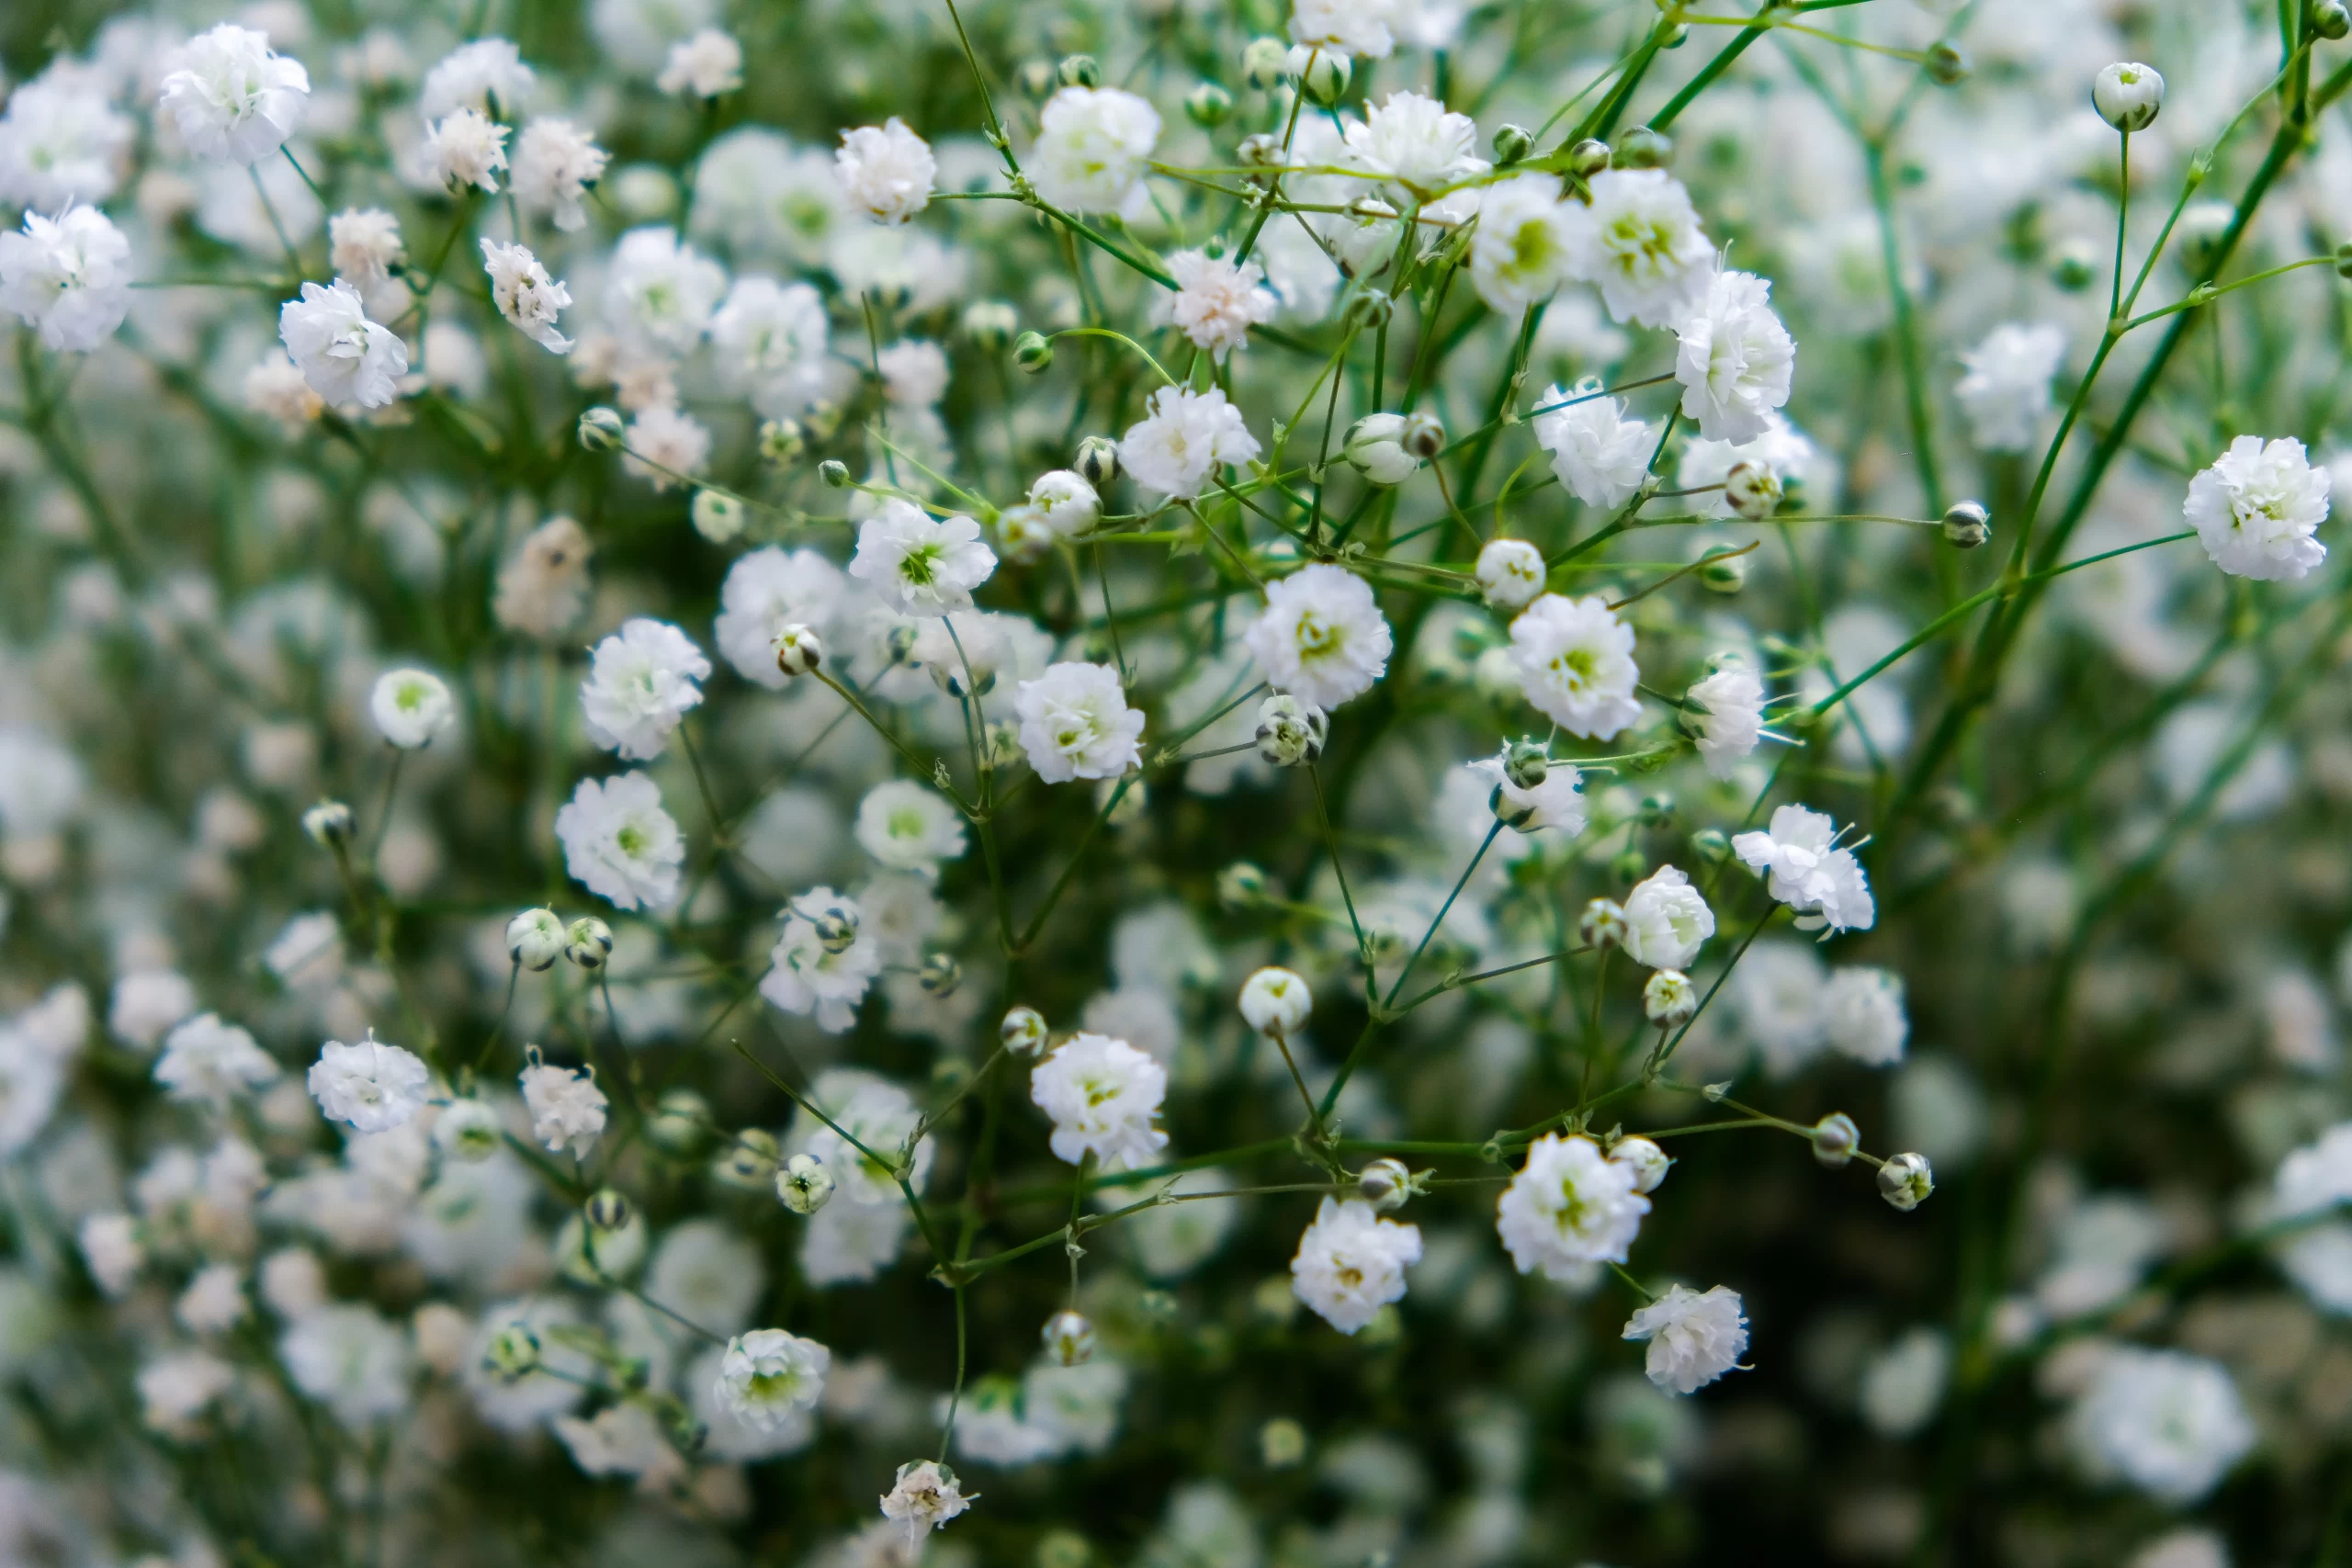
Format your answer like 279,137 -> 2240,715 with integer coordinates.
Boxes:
369,668 -> 454,749
481,239 -> 573,354
2070,1348 -> 2252,1505
1675,269 -> 1797,444
279,281 -> 408,411
659,29 -> 744,97
1686,664 -> 1771,780
495,516 -> 593,637
1291,1196 -> 1422,1333
1162,248 -> 1277,356
1532,378 -> 1657,509
854,781 -> 967,877
139,1350 -> 234,1436
1029,86 -> 1160,216
80,1213 -> 140,1296
1623,1284 -> 1748,1395
1821,967 -> 1907,1066
511,119 -> 608,231
2093,62 -> 2165,133
1622,866 -> 1715,971
1498,1134 -> 1648,1278
1733,804 -> 1876,934
0,208 -> 132,354
1510,593 -> 1643,739
580,618 -> 710,761
419,38 -> 535,120
1119,384 -> 1261,500
2184,434 -> 2330,581
713,547 -> 844,688
1292,0 -> 1399,57
835,118 -> 935,224
1471,174 -> 1575,311
762,888 -> 883,1033
604,226 -> 727,358
110,970 -> 195,1052
328,209 -> 403,288
1343,90 -> 1486,193
154,1014 -> 279,1107
880,1460 -> 975,1553
620,402 -> 712,491
1032,1032 -> 1169,1170
158,25 -> 311,165
555,773 -> 685,911
849,501 -> 997,616
1029,470 -> 1102,537
717,1328 -> 830,1429
280,1304 -> 412,1427
1014,661 -> 1147,784
1239,967 -> 1313,1035
306,1034 -> 429,1133
1564,169 -> 1713,329
1468,750 -> 1586,837
520,1056 -> 607,1158
1476,537 -> 1548,610
424,107 -> 509,193
0,71 -> 133,210
1243,563 -> 1394,710
1955,322 -> 2066,452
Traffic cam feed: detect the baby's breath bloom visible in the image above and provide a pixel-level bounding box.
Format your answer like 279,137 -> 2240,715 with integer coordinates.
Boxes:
713,547 -> 845,688
1733,804 -> 1875,935
579,618 -> 710,761
1822,967 -> 1907,1066
1674,269 -> 1796,444
2184,434 -> 2329,581
1686,664 -> 1770,780
717,1328 -> 830,1429
1509,593 -> 1642,739
158,25 -> 311,165
620,402 -> 711,490
155,1014 -> 280,1107
1498,1133 -> 1648,1277
659,29 -> 744,97
0,71 -> 133,209
1014,661 -> 1146,784
1162,248 -> 1277,356
0,208 -> 133,354
328,209 -> 403,288
369,668 -> 454,749
1954,322 -> 2066,452
555,773 -> 685,911
1342,90 -> 1486,192
419,39 -> 535,120
1623,1284 -> 1748,1394
1243,563 -> 1394,710
1031,1032 -> 1169,1170
520,1056 -> 607,1158
278,281 -> 408,411
1622,866 -> 1715,971
1564,169 -> 1713,329
1291,0 -> 1400,57
2070,1348 -> 2252,1504
854,781 -> 967,877
1118,385 -> 1261,500
848,501 -> 997,616
494,516 -> 594,638
1532,378 -> 1656,508
835,118 -> 935,224
306,1035 -> 430,1134
1029,87 -> 1161,217
1291,1196 -> 1421,1333
880,1460 -> 975,1553
762,888 -> 883,1033
511,119 -> 608,231
424,107 -> 509,193
604,226 -> 727,359
1470,173 -> 1575,311
481,239 -> 573,354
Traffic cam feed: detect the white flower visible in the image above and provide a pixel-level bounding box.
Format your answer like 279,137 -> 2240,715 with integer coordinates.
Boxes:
155,1014 -> 279,1106
713,547 -> 845,688
0,70 -> 134,209
709,276 -> 833,417
1291,1196 -> 1422,1333
1686,664 -> 1770,780
875,338 -> 948,410
0,1032 -> 63,1157
848,500 -> 998,617
481,239 -> 572,354
798,1069 -> 933,1205
418,39 -> 535,120
1466,751 -> 1587,837
1476,537 -> 1548,610
2070,1348 -> 2253,1505
1675,269 -> 1796,444
2184,434 -> 2329,581
716,1328 -> 830,1430
328,209 -> 403,288
1623,1284 -> 1748,1394
1239,967 -> 1314,1035
1821,967 -> 1907,1066
139,1350 -> 234,1435
1162,248 -> 1276,356
157,25 -> 311,165
111,970 -> 196,1052
1623,866 -> 1715,970
2093,62 -> 2165,132
1032,1032 -> 1169,1170
1015,661 -> 1147,784
880,1459 -> 976,1553
495,515 -> 594,637
1118,384 -> 1261,500
1291,0 -> 1399,57
604,226 -> 727,359
553,1403 -> 685,1487
854,781 -> 967,877
555,772 -> 686,911
1509,593 -> 1643,739
1532,378 -> 1656,509
306,1035 -> 430,1134
1471,173 -> 1574,311
1563,169 -> 1713,329
620,402 -> 711,490
580,618 -> 710,761
836,118 -> 934,223
1955,322 -> 2066,452
1733,804 -> 1876,935
1497,1134 -> 1649,1278
0,208 -> 132,354
512,119 -> 608,232
658,28 -> 744,97
177,1262 -> 249,1334
244,350 -> 325,433
1028,470 -> 1101,537
1342,90 -> 1486,193
369,668 -> 454,749
2274,1123 -> 2352,1313
280,1304 -> 412,1427
520,1057 -> 607,1158
1029,86 -> 1160,216
424,107 -> 508,193
1243,563 -> 1394,710
762,887 -> 884,1033
278,280 -> 408,411
80,1213 -> 141,1296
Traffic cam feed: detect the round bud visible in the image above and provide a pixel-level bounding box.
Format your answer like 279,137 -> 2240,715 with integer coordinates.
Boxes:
961,299 -> 1018,352
1611,125 -> 1673,170
1877,1151 -> 1935,1211
1503,738 -> 1550,791
1238,966 -> 1313,1036
564,917 -> 614,970
646,1088 -> 710,1156
1926,41 -> 1970,86
983,718 -> 1023,770
1296,49 -> 1350,107
1185,80 -> 1234,128
1492,123 -> 1534,165
433,1098 -> 502,1162
1342,412 -> 1418,485
1252,694 -> 1329,767
1811,1112 -> 1860,1168
1941,500 -> 1992,549
818,457 -> 852,488
690,489 -> 745,544
1015,60 -> 1056,99
1057,54 -> 1101,89
1217,861 -> 1269,909
1475,536 -> 1547,610
1356,1156 -> 1413,1213
1236,131 -> 1285,169
1699,548 -> 1748,594
919,951 -> 962,997
2049,238 -> 2099,292
1000,1005 -> 1049,1056
1341,288 -> 1394,332
775,1152 -> 835,1214
1400,411 -> 1445,460
757,418 -> 805,465
1579,897 -> 1628,950
2318,0 -> 2352,39
2092,62 -> 2164,132
1724,459 -> 1781,520
774,623 -> 824,677
1609,844 -> 1649,890
1690,826 -> 1732,864
484,1322 -> 541,1380
2335,239 -> 2352,280
810,902 -> 859,954
883,623 -> 920,668
714,1128 -> 781,1190
302,799 -> 354,848
1638,792 -> 1674,826
801,400 -> 842,441
1240,36 -> 1292,91
1041,1309 -> 1096,1367
506,908 -> 565,972
1643,969 -> 1697,1029
1075,434 -> 1120,488
585,1189 -> 631,1233
577,406 -> 624,451
1611,1135 -> 1671,1194
1568,139 -> 1612,179
1013,331 -> 1056,374
1261,1417 -> 1307,1467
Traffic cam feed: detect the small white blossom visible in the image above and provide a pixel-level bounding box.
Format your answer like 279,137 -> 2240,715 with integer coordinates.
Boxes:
580,617 -> 710,761
1686,664 -> 1771,780
848,500 -> 998,617
1118,385 -> 1261,501
2070,1348 -> 2253,1505
1622,866 -> 1715,971
158,25 -> 311,165
1029,469 -> 1102,537
854,781 -> 967,877
0,71 -> 134,209
880,1459 -> 976,1553
1733,804 -> 1876,935
328,209 -> 403,288
1291,0 -> 1400,57
1955,322 -> 2066,452
481,239 -> 573,354
0,208 -> 133,354
1291,1196 -> 1422,1333
1497,1133 -> 1649,1278
279,280 -> 408,411
835,117 -> 934,224
762,887 -> 883,1033
716,1328 -> 830,1430
1014,661 -> 1146,784
1471,173 -> 1575,311
713,546 -> 844,688
369,668 -> 454,749
177,1262 -> 249,1334
512,118 -> 608,231
1821,967 -> 1907,1066
155,1014 -> 280,1107
658,29 -> 744,97
1675,269 -> 1796,445
495,516 -> 594,638
520,1057 -> 607,1158
1243,563 -> 1394,710
1509,593 -> 1643,739
418,39 -> 535,120
1623,1284 -> 1748,1394
621,402 -> 712,490
1475,537 -> 1548,610
280,1304 -> 412,1427
424,107 -> 509,193
306,1034 -> 430,1133
1029,87 -> 1160,217
139,1350 -> 235,1436
1342,90 -> 1486,193
110,970 -> 196,1052
1162,248 -> 1276,356
1532,378 -> 1656,509
604,226 -> 727,359
1563,169 -> 1713,329
1032,1032 -> 1169,1170
1239,967 -> 1314,1035
80,1213 -> 141,1296
2184,434 -> 2329,581
555,772 -> 686,911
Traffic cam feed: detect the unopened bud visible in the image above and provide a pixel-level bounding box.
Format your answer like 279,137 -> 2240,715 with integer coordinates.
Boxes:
1057,53 -> 1101,89
1000,1005 -> 1049,1055
1015,60 -> 1056,100
2335,239 -> 2352,279
507,908 -> 564,971
960,299 -> 1017,352
714,1128 -> 780,1189
1941,500 -> 1991,548
1699,548 -> 1748,594
1503,738 -> 1550,790
563,917 -> 613,970
1241,37 -> 1291,92
818,457 -> 851,488
1356,1156 -> 1412,1212
585,1189 -> 631,1233
1217,861 -> 1269,909
757,418 -> 805,464
2092,62 -> 2164,132
1013,331 -> 1055,373
646,1088 -> 709,1156
1041,1309 -> 1096,1367
1568,138 -> 1611,179
484,1322 -> 541,1380
1074,434 -> 1120,489
774,623 -> 823,676
1253,694 -> 1329,767
302,799 -> 354,848
1186,80 -> 1234,128
1877,1151 -> 1935,1211
1580,897 -> 1628,950
775,1152 -> 835,1214
1611,125 -> 1673,170
1812,1112 -> 1860,1168
1926,41 -> 1970,86
2318,0 -> 2352,39
2050,238 -> 2099,292
1238,966 -> 1313,1036
809,903 -> 858,954
1493,123 -> 1534,165
1643,969 -> 1697,1029
919,951 -> 962,997
1690,826 -> 1732,864
1342,412 -> 1418,484
690,489 -> 744,543
1236,131 -> 1285,169
1400,411 -> 1444,460
1724,459 -> 1781,519
577,406 -> 624,450
1610,1135 -> 1670,1193
1295,48 -> 1350,107
1341,289 -> 1393,332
